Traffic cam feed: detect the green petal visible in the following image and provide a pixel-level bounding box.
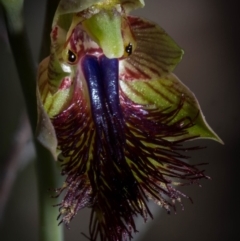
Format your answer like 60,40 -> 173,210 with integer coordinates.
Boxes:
36,85 -> 58,160
36,57 -> 74,159
121,16 -> 183,79
120,73 -> 223,143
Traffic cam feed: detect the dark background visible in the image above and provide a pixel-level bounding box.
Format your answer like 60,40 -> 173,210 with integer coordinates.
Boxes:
0,0 -> 239,240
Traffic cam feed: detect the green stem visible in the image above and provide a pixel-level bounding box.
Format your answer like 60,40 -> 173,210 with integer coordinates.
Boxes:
1,0 -> 37,130
1,1 -> 63,241
35,144 -> 63,241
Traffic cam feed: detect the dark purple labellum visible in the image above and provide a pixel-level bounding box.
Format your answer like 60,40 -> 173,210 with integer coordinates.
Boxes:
82,55 -> 126,160
81,55 -> 108,140
53,50 -> 212,241
99,55 -> 125,141
81,54 -> 137,192
99,55 -> 123,128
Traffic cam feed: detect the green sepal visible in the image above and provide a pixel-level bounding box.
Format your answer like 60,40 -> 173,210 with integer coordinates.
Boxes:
120,73 -> 223,143
36,85 -> 58,160
122,16 -> 184,79
55,0 -> 144,17
55,0 -> 101,19
36,57 -> 74,159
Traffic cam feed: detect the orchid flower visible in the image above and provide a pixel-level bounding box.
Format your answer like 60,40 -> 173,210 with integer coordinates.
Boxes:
36,0 -> 222,241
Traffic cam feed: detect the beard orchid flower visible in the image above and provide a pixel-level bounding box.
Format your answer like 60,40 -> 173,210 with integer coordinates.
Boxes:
36,0 -> 222,241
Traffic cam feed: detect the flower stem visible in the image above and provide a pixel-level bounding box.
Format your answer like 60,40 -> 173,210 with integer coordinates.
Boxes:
35,144 -> 63,241
0,1 -> 63,241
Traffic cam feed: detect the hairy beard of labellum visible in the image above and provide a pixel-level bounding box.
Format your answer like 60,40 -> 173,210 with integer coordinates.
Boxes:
120,91 -> 207,210
51,66 -> 208,241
